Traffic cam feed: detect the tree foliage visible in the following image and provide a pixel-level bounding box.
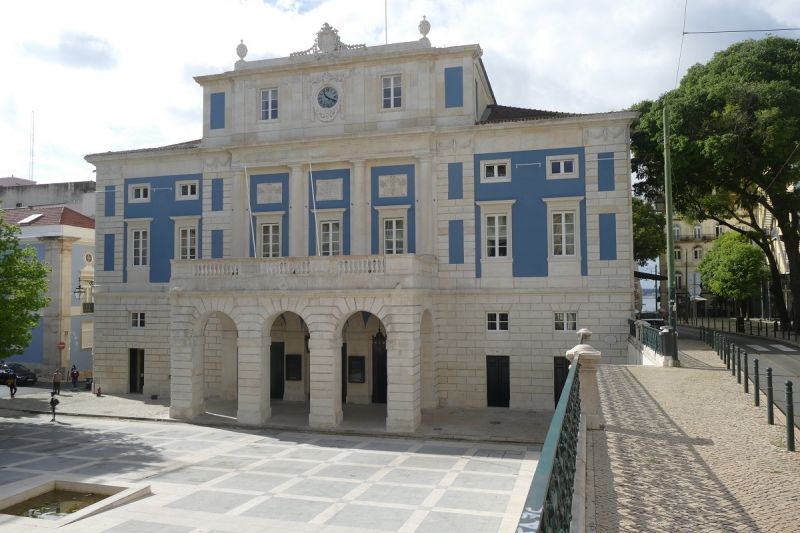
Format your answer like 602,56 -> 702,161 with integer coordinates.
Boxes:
0,216 -> 50,360
698,232 -> 768,311
630,37 -> 800,329
632,197 -> 666,266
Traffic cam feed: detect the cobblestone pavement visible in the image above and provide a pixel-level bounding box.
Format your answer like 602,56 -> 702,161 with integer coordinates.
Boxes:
0,415 -> 538,532
589,340 -> 800,532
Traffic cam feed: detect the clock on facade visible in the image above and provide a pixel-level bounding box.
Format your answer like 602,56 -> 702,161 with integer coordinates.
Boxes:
317,86 -> 339,108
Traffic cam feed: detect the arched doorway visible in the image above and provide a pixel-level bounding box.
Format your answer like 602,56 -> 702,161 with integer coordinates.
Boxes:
339,312 -> 388,417
201,311 -> 238,417
267,311 -> 310,405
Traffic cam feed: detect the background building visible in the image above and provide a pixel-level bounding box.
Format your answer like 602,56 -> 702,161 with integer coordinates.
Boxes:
86,22 -> 636,431
0,178 -> 96,218
2,206 -> 95,376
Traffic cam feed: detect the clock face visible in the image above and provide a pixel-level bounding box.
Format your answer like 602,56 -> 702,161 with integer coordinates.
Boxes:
317,86 -> 339,109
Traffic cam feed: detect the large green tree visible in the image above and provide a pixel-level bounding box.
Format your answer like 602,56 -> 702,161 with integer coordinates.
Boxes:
632,196 -> 666,266
631,37 -> 800,331
698,232 -> 769,316
0,216 -> 50,360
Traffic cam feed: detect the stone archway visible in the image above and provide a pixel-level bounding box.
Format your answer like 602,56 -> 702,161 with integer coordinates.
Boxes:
339,312 -> 388,414
266,311 -> 310,403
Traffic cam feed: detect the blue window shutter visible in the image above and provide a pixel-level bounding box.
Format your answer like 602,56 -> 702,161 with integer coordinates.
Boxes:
598,152 -> 615,191
210,92 -> 225,130
103,234 -> 115,271
211,230 -> 223,258
448,163 -> 463,200
444,67 -> 464,108
448,220 -> 464,264
599,213 -> 617,260
211,179 -> 224,211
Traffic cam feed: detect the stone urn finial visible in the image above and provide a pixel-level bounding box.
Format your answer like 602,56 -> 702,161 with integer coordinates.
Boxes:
236,39 -> 248,61
418,15 -> 431,39
577,327 -> 592,344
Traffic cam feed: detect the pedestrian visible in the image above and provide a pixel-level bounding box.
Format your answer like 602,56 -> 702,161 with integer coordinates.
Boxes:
49,392 -> 59,422
52,369 -> 62,395
70,365 -> 79,390
6,371 -> 17,398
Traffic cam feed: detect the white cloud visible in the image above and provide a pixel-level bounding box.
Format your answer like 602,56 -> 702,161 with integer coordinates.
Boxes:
0,0 -> 798,183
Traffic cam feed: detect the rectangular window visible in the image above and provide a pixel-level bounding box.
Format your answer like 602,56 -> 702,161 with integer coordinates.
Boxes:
674,248 -> 682,260
693,247 -> 703,260
261,88 -> 278,120
383,218 -> 404,255
552,211 -> 575,256
131,185 -> 149,202
547,155 -> 579,179
715,225 -> 724,237
132,229 -> 148,266
481,159 -> 511,183
486,215 -> 508,258
382,75 -> 402,109
693,226 -> 702,239
321,221 -> 340,256
261,223 -> 281,258
674,226 -> 681,240
179,227 -> 197,260
487,312 -> 509,331
177,181 -> 198,200
130,312 -> 146,328
554,312 -> 577,331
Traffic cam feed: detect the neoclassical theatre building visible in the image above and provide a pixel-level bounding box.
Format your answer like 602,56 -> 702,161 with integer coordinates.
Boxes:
86,21 -> 636,432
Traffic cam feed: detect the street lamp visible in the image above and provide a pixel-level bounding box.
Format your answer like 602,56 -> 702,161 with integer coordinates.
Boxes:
662,105 -> 679,363
73,277 -> 94,301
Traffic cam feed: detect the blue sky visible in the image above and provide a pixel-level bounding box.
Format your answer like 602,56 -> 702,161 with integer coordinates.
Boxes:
1,0 -> 798,183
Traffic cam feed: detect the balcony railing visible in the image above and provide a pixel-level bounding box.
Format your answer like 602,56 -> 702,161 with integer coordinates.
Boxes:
171,254 -> 438,292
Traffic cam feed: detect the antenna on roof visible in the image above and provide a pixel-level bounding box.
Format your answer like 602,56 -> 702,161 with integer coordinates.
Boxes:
384,0 -> 388,44
28,110 -> 35,181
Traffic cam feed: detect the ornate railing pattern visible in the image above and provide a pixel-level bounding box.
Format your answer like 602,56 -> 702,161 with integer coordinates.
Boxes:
182,255 -> 393,278
518,359 -> 581,532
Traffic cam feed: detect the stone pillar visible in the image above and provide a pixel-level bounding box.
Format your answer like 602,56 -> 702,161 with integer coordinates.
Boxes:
566,329 -> 604,430
386,329 -> 422,432
231,170 -> 248,258
350,159 -> 368,256
415,155 -> 433,256
289,164 -> 305,257
308,331 -> 343,428
170,336 -> 204,419
237,335 -> 270,425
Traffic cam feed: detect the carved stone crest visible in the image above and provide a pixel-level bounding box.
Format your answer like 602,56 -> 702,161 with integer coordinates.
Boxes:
583,126 -> 626,145
291,23 -> 365,58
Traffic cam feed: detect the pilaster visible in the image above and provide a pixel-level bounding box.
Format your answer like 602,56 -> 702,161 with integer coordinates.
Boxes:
308,331 -> 343,428
289,164 -> 305,257
237,335 -> 270,425
386,329 -> 422,432
169,336 -> 204,419
416,155 -> 433,256
351,159 -> 368,255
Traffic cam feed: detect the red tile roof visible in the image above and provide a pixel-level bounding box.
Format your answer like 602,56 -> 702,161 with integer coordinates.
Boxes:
1,206 -> 95,229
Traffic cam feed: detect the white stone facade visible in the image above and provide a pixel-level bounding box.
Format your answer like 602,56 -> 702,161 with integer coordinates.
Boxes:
86,23 -> 636,431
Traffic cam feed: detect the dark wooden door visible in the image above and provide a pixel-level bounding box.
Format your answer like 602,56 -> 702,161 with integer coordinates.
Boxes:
129,348 -> 144,394
372,331 -> 387,404
486,355 -> 510,407
341,343 -> 347,403
553,356 -> 570,406
270,342 -> 284,399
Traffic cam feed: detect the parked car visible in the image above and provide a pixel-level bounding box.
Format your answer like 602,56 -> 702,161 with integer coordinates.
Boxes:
637,312 -> 665,328
1,363 -> 38,385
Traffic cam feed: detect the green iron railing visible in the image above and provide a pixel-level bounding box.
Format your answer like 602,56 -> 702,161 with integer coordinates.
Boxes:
517,359 -> 581,532
640,324 -> 664,354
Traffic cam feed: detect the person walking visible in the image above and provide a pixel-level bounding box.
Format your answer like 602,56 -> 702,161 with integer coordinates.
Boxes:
70,365 -> 79,390
6,371 -> 17,398
49,392 -> 59,422
52,369 -> 62,395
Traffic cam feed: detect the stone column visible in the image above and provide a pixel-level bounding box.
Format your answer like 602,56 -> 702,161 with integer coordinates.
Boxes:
415,155 -> 433,256
386,328 -> 422,432
169,336 -> 204,419
350,159 -> 368,255
308,330 -> 343,428
237,335 -> 270,425
289,164 -> 305,257
566,329 -> 604,430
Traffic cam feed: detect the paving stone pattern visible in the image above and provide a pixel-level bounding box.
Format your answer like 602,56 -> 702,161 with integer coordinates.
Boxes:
590,340 -> 800,532
0,416 -> 538,532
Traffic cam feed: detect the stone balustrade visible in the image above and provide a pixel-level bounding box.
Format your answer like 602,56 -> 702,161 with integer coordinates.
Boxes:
171,254 -> 437,292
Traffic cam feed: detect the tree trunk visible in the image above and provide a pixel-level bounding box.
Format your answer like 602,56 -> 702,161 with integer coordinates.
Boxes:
773,207 -> 799,333
752,235 -> 790,327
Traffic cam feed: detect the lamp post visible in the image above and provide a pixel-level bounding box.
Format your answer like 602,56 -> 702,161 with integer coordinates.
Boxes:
663,105 -> 679,362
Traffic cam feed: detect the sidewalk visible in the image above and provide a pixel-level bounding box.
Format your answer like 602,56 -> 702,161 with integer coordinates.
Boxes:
589,339 -> 800,532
